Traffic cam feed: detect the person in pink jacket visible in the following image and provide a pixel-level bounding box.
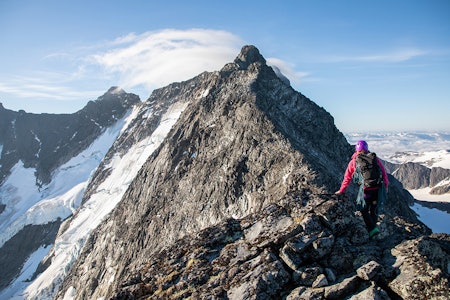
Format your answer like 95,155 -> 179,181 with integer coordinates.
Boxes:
335,140 -> 389,238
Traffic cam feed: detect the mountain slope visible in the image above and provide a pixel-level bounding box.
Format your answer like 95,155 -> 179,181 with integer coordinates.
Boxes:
0,87 -> 139,185
51,45 -> 350,299
19,72 -> 215,300
0,88 -> 140,297
52,46 -> 448,300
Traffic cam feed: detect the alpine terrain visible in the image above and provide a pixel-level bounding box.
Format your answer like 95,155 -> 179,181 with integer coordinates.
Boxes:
1,46 -> 449,299
0,87 -> 140,297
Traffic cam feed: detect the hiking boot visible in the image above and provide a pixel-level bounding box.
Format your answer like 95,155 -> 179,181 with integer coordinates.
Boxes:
369,226 -> 380,239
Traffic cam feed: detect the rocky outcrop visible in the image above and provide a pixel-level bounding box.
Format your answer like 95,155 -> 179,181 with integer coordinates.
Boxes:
109,194 -> 448,300
0,87 -> 140,185
391,162 -> 431,189
54,46 -> 449,299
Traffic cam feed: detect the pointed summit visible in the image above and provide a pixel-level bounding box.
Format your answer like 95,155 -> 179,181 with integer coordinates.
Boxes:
106,86 -> 125,95
222,45 -> 268,73
234,45 -> 266,69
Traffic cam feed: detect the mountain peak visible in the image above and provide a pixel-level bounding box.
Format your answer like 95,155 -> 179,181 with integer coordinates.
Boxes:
106,86 -> 125,95
234,45 -> 266,69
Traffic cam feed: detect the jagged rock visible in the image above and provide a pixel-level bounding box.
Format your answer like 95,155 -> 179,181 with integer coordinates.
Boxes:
286,286 -> 324,300
323,275 -> 361,299
388,234 -> 450,300
356,260 -> 383,281
226,250 -> 291,299
349,282 -> 391,300
292,266 -> 323,286
312,273 -> 328,288
105,194 -> 441,299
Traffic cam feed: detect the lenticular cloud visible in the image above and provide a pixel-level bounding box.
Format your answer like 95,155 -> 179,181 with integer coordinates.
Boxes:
92,29 -> 243,92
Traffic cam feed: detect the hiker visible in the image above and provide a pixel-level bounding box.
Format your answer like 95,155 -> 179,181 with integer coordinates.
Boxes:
335,140 -> 389,238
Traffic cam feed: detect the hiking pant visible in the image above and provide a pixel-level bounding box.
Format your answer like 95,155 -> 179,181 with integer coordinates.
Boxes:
361,188 -> 379,232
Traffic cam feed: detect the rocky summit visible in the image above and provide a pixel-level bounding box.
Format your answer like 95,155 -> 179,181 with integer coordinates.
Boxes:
54,46 -> 449,299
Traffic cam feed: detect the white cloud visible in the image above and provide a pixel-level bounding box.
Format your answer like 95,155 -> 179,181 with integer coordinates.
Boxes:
0,29 -> 247,110
91,29 -> 244,92
266,57 -> 311,84
1,28 -> 304,111
329,47 -> 428,63
0,74 -> 102,101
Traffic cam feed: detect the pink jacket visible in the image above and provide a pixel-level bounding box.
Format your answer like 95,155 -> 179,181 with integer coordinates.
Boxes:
338,151 -> 389,194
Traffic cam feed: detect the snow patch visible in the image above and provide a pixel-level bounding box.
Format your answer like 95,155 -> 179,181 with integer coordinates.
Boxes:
0,110 -> 133,249
62,286 -> 76,300
0,245 -> 51,300
408,188 -> 450,203
110,87 -> 124,94
198,89 -> 209,99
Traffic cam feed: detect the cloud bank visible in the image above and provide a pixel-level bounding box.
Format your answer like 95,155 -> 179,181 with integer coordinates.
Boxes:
91,29 -> 244,93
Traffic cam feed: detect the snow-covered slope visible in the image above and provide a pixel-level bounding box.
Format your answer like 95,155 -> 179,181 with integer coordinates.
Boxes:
0,100 -> 189,299
0,113 -> 131,248
23,101 -> 188,300
0,109 -> 134,299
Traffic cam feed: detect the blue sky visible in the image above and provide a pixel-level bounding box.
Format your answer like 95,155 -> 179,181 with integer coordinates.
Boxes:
0,0 -> 449,132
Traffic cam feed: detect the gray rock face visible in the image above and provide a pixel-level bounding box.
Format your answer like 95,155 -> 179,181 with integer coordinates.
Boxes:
54,46 -> 449,300
393,162 -> 431,189
384,160 -> 450,195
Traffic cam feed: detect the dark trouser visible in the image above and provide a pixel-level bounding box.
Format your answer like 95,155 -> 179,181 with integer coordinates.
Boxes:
361,188 -> 379,232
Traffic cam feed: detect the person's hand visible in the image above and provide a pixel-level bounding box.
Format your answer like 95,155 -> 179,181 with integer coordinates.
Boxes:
334,191 -> 342,195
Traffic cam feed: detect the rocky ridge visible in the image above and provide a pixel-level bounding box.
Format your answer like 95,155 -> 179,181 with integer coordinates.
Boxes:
111,194 -> 448,300
54,46 -> 450,299
0,87 -> 140,185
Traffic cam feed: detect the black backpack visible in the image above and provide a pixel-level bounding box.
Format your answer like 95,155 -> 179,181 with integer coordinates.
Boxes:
354,152 -> 382,188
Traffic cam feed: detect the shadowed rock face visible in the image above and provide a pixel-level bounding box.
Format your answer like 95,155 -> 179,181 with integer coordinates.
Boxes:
384,160 -> 450,195
54,46 -> 449,300
0,87 -> 140,185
